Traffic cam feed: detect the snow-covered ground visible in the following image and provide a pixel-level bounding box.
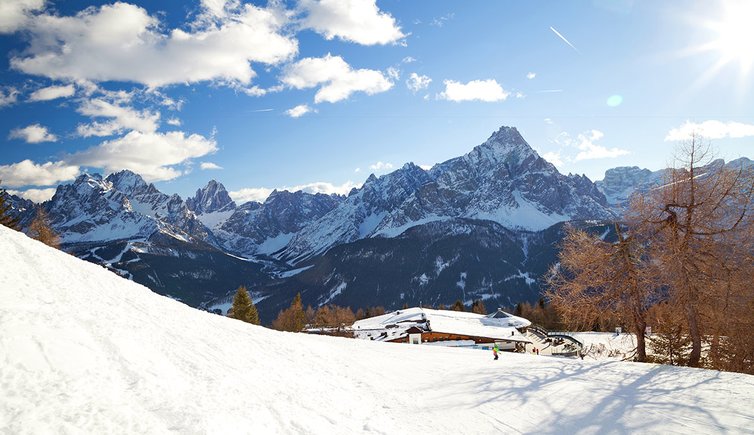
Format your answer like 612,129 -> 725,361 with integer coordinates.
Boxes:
2,225 -> 753,434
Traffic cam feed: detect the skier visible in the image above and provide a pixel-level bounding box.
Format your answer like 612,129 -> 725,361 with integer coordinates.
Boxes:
492,343 -> 499,360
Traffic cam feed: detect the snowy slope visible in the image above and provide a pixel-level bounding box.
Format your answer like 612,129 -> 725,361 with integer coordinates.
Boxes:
2,225 -> 753,434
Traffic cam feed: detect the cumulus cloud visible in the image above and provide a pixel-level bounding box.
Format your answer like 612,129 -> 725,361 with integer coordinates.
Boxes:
166,117 -> 182,127
10,2 -> 297,87
0,160 -> 79,187
28,84 -> 75,102
68,130 -> 217,182
0,87 -> 19,107
285,104 -> 315,118
0,0 -> 45,33
282,54 -> 393,103
229,180 -> 359,203
300,0 -> 405,45
200,161 -> 223,170
8,187 -> 56,203
9,124 -> 57,143
561,130 -> 629,161
526,72 -> 536,80
369,161 -> 393,172
438,79 -> 509,102
406,73 -> 431,93
76,99 -> 160,137
665,120 -> 754,141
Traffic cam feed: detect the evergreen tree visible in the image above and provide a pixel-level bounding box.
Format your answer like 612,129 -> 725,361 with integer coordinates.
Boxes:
228,286 -> 259,325
0,186 -> 20,230
27,207 -> 60,249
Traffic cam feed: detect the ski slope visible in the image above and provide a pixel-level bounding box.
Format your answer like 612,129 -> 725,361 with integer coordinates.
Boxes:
1,225 -> 753,434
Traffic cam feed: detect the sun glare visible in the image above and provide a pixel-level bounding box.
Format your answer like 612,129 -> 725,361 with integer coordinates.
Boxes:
705,1 -> 754,75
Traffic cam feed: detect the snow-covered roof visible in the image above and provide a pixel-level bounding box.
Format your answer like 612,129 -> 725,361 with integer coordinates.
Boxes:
353,307 -> 531,343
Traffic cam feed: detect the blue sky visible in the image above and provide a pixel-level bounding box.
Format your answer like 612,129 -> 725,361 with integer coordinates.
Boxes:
1,0 -> 752,203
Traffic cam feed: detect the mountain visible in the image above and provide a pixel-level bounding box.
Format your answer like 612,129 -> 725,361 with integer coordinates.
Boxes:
32,171 -> 266,306
278,126 -> 614,264
211,189 -> 344,256
596,157 -> 753,211
252,219 -> 617,322
186,179 -> 236,215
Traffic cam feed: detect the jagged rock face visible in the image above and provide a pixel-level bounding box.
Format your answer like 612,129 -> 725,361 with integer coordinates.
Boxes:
1,192 -> 36,228
277,163 -> 433,263
595,166 -> 662,207
278,126 -> 614,264
595,157 -> 753,211
216,190 -> 343,256
186,180 -> 236,214
44,171 -> 212,244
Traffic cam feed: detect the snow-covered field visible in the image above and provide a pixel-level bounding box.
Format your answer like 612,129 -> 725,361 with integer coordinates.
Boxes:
2,225 -> 753,434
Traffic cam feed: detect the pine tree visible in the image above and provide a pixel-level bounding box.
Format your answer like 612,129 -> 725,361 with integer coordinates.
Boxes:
0,186 -> 20,230
27,207 -> 60,249
228,286 -> 259,325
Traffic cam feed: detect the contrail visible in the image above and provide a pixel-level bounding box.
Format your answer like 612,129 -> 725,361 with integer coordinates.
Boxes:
550,26 -> 580,53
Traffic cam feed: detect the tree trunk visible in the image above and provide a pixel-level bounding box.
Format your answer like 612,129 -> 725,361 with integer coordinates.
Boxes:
634,318 -> 647,362
685,303 -> 702,367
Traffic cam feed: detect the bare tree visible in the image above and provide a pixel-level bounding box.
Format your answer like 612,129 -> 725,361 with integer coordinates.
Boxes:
27,207 -> 60,249
631,135 -> 754,367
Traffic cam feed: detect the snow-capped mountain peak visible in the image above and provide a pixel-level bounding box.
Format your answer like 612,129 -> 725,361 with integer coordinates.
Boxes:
186,180 -> 236,215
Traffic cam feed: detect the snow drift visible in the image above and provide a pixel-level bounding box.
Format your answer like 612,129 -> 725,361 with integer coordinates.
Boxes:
1,225 -> 752,434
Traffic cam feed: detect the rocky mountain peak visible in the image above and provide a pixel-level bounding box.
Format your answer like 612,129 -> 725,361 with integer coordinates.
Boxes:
105,170 -> 148,195
186,180 -> 235,214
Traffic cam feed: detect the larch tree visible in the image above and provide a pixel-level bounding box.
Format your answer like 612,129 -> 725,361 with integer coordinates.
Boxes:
27,207 -> 60,249
547,224 -> 658,362
631,135 -> 754,367
228,285 -> 259,325
272,292 -> 306,332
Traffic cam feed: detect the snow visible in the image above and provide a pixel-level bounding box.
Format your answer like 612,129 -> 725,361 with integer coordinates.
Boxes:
471,191 -> 569,231
195,209 -> 234,230
2,225 -> 753,434
277,264 -> 314,278
256,232 -> 294,255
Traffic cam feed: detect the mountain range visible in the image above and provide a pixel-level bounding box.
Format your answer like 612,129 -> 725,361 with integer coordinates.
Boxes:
5,126 -> 751,321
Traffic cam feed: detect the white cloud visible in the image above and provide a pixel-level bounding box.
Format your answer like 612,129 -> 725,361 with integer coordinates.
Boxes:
430,13 -> 454,27
28,84 -> 75,102
76,98 -> 160,137
526,72 -> 536,80
282,54 -> 393,103
300,0 -> 405,45
8,187 -> 56,203
386,67 -> 400,80
200,162 -> 223,170
354,167 -> 361,173
406,73 -> 431,93
9,124 -> 57,143
568,130 -> 630,161
369,161 -> 393,172
542,151 -> 564,167
0,0 -> 45,33
665,120 -> 754,141
438,79 -> 509,102
0,87 -> 19,107
68,130 -> 217,182
229,180 -> 359,203
285,104 -> 315,118
402,56 -> 416,64
11,2 -> 297,88
544,118 -> 553,125
166,117 -> 182,127
0,160 -> 79,187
